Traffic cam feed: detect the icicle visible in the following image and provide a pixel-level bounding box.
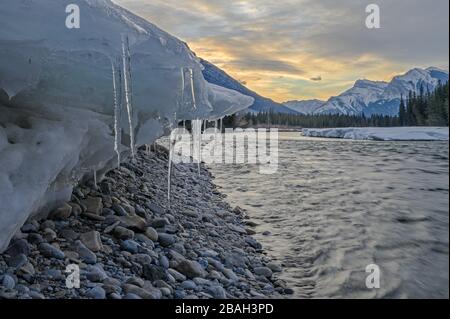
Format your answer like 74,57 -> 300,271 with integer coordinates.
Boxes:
189,68 -> 197,109
93,169 -> 98,189
220,117 -> 223,133
180,67 -> 185,106
122,34 -> 136,160
191,119 -> 202,176
167,137 -> 175,209
111,60 -> 121,168
214,119 -> 219,141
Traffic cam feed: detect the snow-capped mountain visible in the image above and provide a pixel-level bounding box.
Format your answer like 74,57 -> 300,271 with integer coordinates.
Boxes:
283,99 -> 325,115
285,67 -> 449,117
200,59 -> 301,114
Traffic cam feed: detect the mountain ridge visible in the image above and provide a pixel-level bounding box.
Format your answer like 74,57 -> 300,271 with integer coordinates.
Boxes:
283,67 -> 449,116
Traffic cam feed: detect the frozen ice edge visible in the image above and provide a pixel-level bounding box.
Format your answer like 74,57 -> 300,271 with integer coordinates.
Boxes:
0,0 -> 254,252
302,127 -> 450,141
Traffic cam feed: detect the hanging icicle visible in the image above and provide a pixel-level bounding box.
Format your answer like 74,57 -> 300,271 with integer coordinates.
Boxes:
189,68 -> 197,110
122,34 -> 136,161
167,136 -> 175,209
93,169 -> 98,189
111,60 -> 121,168
191,119 -> 202,176
180,67 -> 185,106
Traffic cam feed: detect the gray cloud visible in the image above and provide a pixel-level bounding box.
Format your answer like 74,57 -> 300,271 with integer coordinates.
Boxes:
114,0 -> 449,100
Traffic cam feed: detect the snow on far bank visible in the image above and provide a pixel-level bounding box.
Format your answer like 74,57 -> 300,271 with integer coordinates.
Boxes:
302,127 -> 449,141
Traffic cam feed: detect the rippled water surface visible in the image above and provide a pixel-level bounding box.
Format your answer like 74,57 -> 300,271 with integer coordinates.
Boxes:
208,132 -> 449,298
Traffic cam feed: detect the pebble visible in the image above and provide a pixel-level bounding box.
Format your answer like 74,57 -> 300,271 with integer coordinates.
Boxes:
113,226 -> 135,240
175,260 -> 206,279
82,197 -> 103,215
75,241 -> 97,264
1,274 -> 16,289
6,239 -> 30,257
253,266 -> 273,278
38,243 -> 65,260
80,231 -> 103,252
144,227 -> 158,242
49,204 -> 72,220
120,240 -> 139,254
86,286 -> 106,299
157,233 -> 175,247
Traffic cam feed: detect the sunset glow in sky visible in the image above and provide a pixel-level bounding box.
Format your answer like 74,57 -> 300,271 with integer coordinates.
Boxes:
115,0 -> 449,102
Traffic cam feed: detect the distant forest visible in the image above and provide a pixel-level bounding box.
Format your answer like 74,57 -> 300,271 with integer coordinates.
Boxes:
226,81 -> 449,128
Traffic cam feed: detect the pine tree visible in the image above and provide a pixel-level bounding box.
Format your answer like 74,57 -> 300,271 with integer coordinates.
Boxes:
398,95 -> 406,126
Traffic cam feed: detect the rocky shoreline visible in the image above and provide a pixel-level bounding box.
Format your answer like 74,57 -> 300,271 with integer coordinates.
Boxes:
0,145 -> 292,299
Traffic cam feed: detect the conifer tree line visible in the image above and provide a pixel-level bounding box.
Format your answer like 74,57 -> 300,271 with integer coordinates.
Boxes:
223,81 -> 448,129
398,81 -> 449,126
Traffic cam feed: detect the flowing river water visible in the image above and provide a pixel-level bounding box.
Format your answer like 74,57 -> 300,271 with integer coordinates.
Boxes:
207,132 -> 449,299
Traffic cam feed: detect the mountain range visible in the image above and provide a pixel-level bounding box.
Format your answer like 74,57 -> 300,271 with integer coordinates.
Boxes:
202,60 -> 448,116
284,67 -> 449,116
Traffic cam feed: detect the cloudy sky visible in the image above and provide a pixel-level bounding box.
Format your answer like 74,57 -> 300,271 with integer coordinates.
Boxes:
115,0 -> 449,102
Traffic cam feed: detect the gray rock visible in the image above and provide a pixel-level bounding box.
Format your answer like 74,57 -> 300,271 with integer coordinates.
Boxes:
59,229 -> 80,241
49,203 -> 73,220
21,222 -> 39,233
43,269 -> 64,280
121,240 -> 139,254
43,228 -> 57,242
111,204 -> 128,216
159,255 -> 170,269
6,253 -> 28,269
29,291 -> 45,299
175,260 -> 206,279
86,266 -> 108,282
75,241 -> 97,264
81,197 -> 103,215
6,239 -> 30,257
157,233 -> 175,247
267,262 -> 282,273
39,243 -> 65,260
27,233 -> 44,245
254,266 -> 273,278
144,227 -> 158,242
168,268 -> 187,282
181,280 -> 197,290
207,285 -> 227,299
113,226 -> 135,240
86,286 -> 106,299
1,274 -> 16,289
142,265 -> 168,282
126,277 -> 145,288
146,202 -> 165,215
119,215 -> 147,232
80,231 -> 103,252
150,217 -> 169,228
40,220 -> 55,230
132,254 -> 152,267
222,268 -> 239,282
122,284 -> 161,299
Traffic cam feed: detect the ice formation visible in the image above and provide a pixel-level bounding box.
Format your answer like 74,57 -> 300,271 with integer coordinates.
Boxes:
0,0 -> 254,251
302,127 -> 450,141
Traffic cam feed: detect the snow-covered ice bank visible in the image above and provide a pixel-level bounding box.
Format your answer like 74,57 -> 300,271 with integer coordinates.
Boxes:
0,0 -> 253,251
302,127 -> 449,141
